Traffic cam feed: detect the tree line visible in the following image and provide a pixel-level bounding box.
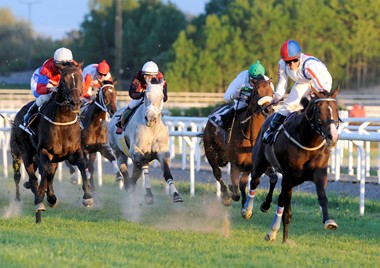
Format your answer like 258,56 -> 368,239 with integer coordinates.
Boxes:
1,0 -> 380,92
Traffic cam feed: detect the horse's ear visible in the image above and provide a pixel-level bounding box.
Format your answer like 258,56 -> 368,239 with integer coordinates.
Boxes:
330,85 -> 340,99
311,86 -> 319,96
77,61 -> 84,70
113,78 -> 118,86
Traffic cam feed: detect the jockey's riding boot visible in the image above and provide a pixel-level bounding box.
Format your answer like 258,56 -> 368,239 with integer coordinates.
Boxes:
221,107 -> 236,131
22,102 -> 38,126
115,120 -> 122,135
262,113 -> 286,144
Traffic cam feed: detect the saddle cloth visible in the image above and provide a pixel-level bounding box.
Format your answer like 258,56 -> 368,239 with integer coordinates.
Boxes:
208,104 -> 233,128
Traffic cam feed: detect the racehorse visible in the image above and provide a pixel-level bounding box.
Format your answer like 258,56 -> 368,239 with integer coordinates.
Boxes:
241,86 -> 340,243
10,62 -> 93,223
202,79 -> 275,206
66,80 -> 123,190
107,79 -> 183,204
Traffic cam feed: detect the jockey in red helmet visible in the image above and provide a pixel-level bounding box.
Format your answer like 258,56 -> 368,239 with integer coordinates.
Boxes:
82,60 -> 113,102
262,39 -> 333,144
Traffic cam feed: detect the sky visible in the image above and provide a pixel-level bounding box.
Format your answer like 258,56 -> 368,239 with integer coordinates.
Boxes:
0,0 -> 209,40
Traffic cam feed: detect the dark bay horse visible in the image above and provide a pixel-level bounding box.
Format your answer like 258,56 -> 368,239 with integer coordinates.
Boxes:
67,80 -> 122,190
108,80 -> 183,204
242,87 -> 340,243
202,79 -> 274,206
11,63 -> 93,223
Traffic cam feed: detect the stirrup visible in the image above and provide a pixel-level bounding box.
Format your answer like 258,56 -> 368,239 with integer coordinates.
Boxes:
19,124 -> 33,136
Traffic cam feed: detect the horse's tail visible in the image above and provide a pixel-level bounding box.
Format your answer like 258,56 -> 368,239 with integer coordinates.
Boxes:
196,131 -> 204,138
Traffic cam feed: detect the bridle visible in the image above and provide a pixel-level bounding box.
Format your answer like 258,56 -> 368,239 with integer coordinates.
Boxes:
94,84 -> 115,115
240,80 -> 274,140
305,98 -> 341,139
56,71 -> 81,108
282,97 -> 341,151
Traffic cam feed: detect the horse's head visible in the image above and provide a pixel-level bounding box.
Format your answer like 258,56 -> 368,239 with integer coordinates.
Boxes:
56,63 -> 83,113
249,79 -> 274,115
143,79 -> 164,127
305,86 -> 340,148
97,80 -> 118,117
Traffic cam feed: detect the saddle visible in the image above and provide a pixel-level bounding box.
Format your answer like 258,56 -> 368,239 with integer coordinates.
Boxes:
264,111 -> 299,172
119,105 -> 140,130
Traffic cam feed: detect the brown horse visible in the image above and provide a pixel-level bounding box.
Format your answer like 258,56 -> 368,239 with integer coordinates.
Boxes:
242,86 -> 340,243
67,80 -> 122,190
202,79 -> 274,206
10,63 -> 93,223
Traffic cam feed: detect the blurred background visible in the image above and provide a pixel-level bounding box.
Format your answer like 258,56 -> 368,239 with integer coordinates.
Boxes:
1,0 -> 380,95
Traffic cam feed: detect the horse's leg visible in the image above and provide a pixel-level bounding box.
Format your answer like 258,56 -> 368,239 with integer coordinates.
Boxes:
260,167 -> 279,212
238,171 -> 250,206
11,152 -> 23,201
314,170 -> 338,230
64,160 -> 79,184
100,143 -> 123,182
69,151 -> 94,208
129,162 -> 142,194
241,144 -> 268,219
229,165 -> 241,203
204,147 -> 229,205
114,150 -> 131,191
141,164 -> 154,205
88,153 -> 97,191
264,179 -> 292,243
157,151 -> 183,203
46,162 -> 58,208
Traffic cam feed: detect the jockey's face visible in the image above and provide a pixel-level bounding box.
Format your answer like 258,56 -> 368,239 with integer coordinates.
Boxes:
249,76 -> 258,87
144,74 -> 154,84
285,58 -> 300,71
97,71 -> 107,81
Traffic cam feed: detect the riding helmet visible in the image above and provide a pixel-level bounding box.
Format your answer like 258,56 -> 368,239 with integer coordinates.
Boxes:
97,60 -> 110,74
142,61 -> 159,75
280,40 -> 301,61
54,47 -> 73,63
248,60 -> 265,78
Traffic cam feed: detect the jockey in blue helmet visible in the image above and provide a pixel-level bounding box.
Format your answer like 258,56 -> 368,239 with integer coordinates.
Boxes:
262,39 -> 333,144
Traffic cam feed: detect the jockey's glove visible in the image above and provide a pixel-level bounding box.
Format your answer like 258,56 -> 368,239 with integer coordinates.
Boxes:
270,94 -> 282,105
49,87 -> 58,93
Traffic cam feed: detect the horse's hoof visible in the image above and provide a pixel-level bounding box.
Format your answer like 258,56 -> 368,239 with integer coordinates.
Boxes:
324,219 -> 338,230
231,194 -> 240,202
23,181 -> 31,189
47,196 -> 58,208
222,198 -> 232,206
115,172 -> 123,182
82,198 -> 94,208
173,192 -> 183,203
144,195 -> 154,205
241,208 -> 252,220
260,202 -> 271,213
265,231 -> 276,242
35,203 -> 46,212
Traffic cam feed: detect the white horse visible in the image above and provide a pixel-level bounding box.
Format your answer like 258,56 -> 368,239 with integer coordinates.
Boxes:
108,80 -> 183,204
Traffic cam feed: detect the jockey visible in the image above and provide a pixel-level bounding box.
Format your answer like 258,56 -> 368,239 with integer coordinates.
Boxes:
115,61 -> 167,134
82,60 -> 113,103
19,47 -> 79,134
262,39 -> 333,144
220,60 -> 274,130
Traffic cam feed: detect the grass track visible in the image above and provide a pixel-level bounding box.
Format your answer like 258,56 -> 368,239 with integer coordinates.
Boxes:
1,172 -> 379,268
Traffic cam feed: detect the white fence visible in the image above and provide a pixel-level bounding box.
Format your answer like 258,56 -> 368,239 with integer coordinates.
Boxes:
1,110 -> 379,215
